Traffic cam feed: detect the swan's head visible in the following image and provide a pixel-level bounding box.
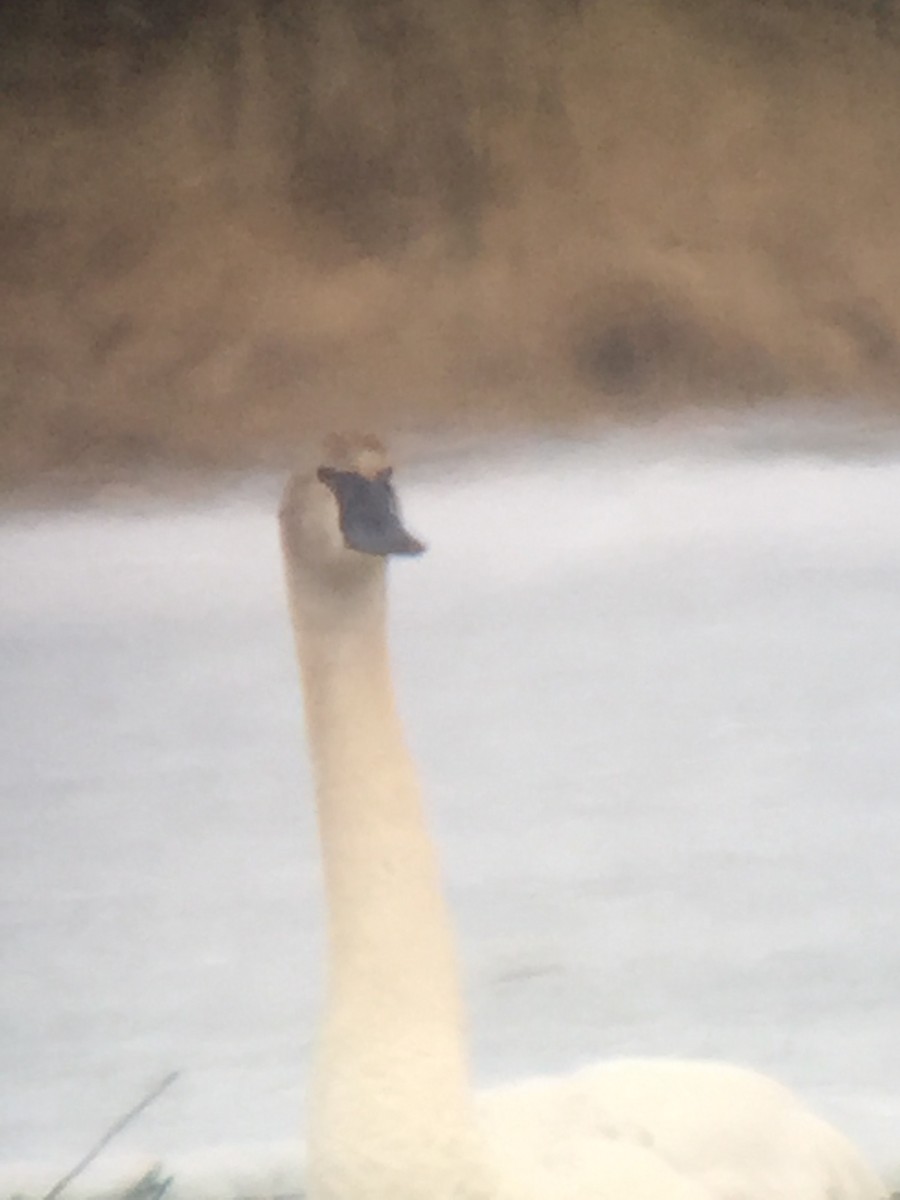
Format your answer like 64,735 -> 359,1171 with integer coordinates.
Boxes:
280,434 -> 425,582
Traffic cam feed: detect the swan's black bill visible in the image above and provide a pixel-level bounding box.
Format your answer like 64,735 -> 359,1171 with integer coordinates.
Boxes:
318,467 -> 426,557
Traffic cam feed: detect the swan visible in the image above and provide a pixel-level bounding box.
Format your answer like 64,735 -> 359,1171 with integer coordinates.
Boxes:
278,433 -> 885,1200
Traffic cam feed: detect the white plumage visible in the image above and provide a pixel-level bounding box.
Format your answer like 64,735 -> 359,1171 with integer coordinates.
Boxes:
279,434 -> 885,1200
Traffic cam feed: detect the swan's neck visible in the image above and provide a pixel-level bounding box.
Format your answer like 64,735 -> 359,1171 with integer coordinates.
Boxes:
286,561 -> 490,1198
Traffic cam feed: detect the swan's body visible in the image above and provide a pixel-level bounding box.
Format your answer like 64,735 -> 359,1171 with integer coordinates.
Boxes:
279,434 -> 885,1200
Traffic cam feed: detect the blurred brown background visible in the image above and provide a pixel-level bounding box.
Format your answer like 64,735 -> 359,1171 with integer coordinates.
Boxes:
2,0 -> 899,488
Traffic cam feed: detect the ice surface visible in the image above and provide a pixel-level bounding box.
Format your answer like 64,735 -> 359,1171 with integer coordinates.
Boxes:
2,412 -> 898,1191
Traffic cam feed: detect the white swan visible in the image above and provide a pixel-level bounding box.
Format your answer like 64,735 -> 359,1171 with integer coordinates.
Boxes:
279,433 -> 885,1200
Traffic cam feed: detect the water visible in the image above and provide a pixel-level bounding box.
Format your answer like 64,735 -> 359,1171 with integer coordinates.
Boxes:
2,412 -> 899,1194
